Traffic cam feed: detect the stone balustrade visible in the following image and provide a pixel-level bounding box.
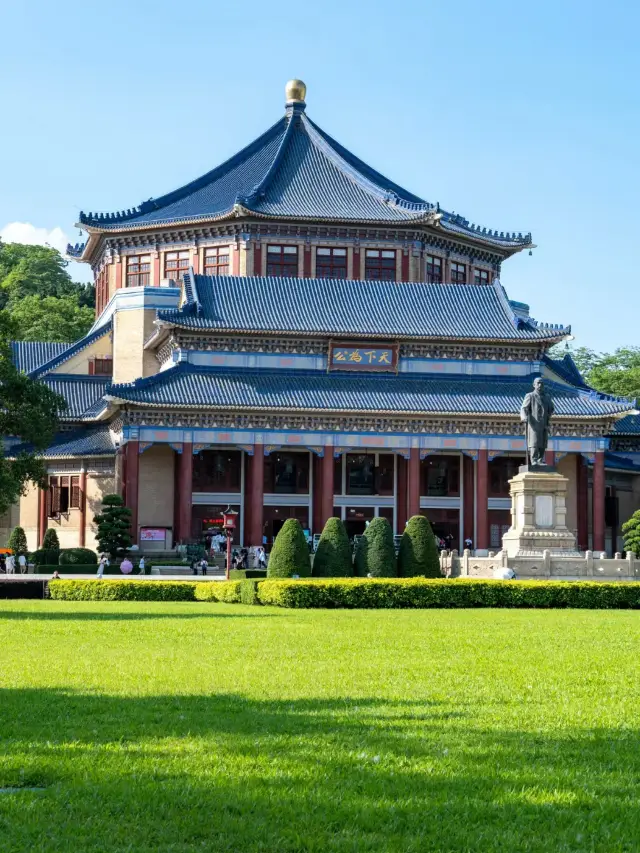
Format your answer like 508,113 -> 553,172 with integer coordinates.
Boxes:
440,549 -> 639,581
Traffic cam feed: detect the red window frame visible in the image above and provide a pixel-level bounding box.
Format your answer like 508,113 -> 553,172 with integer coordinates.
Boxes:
450,262 -> 466,284
315,247 -> 347,278
365,249 -> 396,281
164,251 -> 190,282
266,245 -> 298,277
203,246 -> 230,276
474,269 -> 490,285
93,357 -> 113,376
426,255 -> 443,283
127,255 -> 151,287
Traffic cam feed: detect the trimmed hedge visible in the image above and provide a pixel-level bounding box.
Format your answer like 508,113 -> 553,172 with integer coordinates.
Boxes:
267,518 -> 311,578
42,528 -> 60,551
59,548 -> 98,566
240,579 -> 260,605
354,517 -> 396,577
194,581 -> 241,602
313,517 -> 352,577
256,578 -> 640,610
228,569 -> 267,580
398,515 -> 440,578
31,549 -> 61,567
49,580 -> 197,601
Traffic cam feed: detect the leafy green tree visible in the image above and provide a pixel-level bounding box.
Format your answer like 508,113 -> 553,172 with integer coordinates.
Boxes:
551,344 -> 640,401
0,242 -> 94,310
622,510 -> 640,557
10,295 -> 94,342
398,515 -> 440,577
267,518 -> 311,578
42,528 -> 60,551
0,314 -> 64,515
94,494 -> 133,558
7,526 -> 28,556
312,517 -> 352,577
354,517 -> 396,578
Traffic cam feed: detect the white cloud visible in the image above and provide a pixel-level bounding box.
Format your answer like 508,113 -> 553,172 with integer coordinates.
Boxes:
0,222 -> 70,255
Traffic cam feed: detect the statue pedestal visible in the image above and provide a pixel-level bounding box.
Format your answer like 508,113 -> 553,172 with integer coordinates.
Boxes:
502,470 -> 579,558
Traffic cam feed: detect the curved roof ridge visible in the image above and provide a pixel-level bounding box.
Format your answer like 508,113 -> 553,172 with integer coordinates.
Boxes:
238,110 -> 298,208
79,118 -> 287,227
29,321 -> 112,379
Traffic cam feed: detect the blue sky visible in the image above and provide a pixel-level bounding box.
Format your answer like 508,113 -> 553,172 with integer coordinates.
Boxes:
1,0 -> 637,352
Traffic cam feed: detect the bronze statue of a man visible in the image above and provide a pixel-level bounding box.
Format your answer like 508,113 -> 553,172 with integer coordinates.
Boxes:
520,378 -> 554,466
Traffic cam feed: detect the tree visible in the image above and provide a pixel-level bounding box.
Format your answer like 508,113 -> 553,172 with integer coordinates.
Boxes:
10,295 -> 94,343
354,517 -> 396,578
398,515 -> 440,578
551,344 -> 640,401
622,510 -> 640,557
267,518 -> 311,578
7,526 -> 28,556
0,314 -> 64,516
42,528 -> 60,551
93,494 -> 133,558
312,517 -> 352,577
0,242 -> 94,310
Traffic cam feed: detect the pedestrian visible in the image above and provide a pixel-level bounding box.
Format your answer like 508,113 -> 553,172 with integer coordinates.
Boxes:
138,556 -> 146,575
18,553 -> 27,574
0,554 -> 6,573
6,554 -> 15,574
120,557 -> 133,574
256,545 -> 267,569
464,538 -> 473,551
200,556 -> 208,576
97,555 -> 108,579
51,570 -> 62,580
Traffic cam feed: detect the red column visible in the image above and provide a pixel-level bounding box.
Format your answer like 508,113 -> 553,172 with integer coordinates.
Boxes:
247,444 -> 264,547
38,486 -> 48,547
401,251 -> 409,281
232,244 -> 240,275
593,450 -> 606,553
115,259 -> 123,290
463,454 -> 475,547
125,441 -> 140,545
407,448 -> 421,519
176,444 -> 193,543
312,454 -> 322,534
396,455 -> 407,533
576,454 -> 588,551
191,250 -> 199,274
152,254 -> 160,286
545,450 -> 555,466
303,245 -> 312,277
78,469 -> 87,547
320,448 -> 334,528
476,449 -> 489,551
243,450 -> 253,547
352,248 -> 361,280
253,243 -> 262,276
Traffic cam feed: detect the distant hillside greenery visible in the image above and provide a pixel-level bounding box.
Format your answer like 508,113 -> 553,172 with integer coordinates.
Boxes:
0,242 -> 94,343
550,344 -> 640,402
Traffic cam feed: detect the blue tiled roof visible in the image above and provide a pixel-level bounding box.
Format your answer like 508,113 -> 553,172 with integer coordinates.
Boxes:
9,425 -> 115,459
543,353 -> 590,389
604,451 -> 640,471
158,275 -> 569,342
11,341 -> 71,374
42,375 -> 111,421
28,321 -> 112,378
75,103 -> 530,248
612,414 -> 640,434
107,364 -> 631,418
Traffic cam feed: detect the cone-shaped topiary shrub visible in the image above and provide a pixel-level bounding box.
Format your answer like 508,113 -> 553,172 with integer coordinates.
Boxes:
312,517 -> 352,577
42,528 -> 60,551
7,526 -> 28,556
94,494 -> 132,558
398,514 -> 441,577
267,518 -> 311,578
622,509 -> 640,557
354,517 -> 396,578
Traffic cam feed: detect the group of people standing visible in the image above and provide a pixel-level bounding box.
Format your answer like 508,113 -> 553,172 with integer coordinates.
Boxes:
1,553 -> 27,574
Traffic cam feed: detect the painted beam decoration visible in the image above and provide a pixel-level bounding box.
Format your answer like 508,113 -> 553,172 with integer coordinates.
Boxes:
329,341 -> 398,372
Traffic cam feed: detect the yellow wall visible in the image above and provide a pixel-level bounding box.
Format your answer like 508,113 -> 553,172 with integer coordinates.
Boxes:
138,445 -> 175,535
18,485 -> 39,552
112,308 -> 159,383
557,454 -> 578,536
50,332 -> 112,375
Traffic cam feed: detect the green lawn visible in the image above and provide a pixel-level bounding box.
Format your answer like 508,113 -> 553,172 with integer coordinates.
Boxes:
1,602 -> 639,852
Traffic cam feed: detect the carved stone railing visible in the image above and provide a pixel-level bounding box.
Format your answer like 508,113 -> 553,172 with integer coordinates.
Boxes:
440,549 -> 639,581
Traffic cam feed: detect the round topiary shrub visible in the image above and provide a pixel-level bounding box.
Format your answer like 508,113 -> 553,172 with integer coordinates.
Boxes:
42,528 -> 60,551
622,509 -> 640,557
398,515 -> 441,578
7,526 -> 28,556
354,517 -> 396,578
313,517 -> 352,577
59,548 -> 98,566
267,518 -> 311,578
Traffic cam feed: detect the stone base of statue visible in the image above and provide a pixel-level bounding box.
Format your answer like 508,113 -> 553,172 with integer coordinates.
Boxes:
501,469 -> 579,558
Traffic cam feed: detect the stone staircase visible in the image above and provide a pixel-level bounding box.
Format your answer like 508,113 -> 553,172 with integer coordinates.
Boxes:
151,555 -> 227,578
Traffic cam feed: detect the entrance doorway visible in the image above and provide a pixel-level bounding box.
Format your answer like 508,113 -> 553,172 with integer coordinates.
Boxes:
344,506 -> 375,539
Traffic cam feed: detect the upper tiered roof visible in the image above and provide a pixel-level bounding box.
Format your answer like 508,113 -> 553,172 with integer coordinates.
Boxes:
69,80 -> 532,257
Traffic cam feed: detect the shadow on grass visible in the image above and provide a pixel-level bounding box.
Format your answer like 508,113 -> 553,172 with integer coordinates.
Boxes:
0,610 -> 281,621
1,688 -> 639,851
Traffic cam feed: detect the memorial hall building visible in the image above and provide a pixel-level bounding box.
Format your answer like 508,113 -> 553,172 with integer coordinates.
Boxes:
5,80 -> 640,555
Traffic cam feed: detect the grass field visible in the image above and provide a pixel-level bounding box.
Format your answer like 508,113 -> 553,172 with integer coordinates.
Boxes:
1,602 -> 639,852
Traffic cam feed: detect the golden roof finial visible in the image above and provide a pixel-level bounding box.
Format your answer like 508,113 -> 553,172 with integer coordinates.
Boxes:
285,79 -> 307,104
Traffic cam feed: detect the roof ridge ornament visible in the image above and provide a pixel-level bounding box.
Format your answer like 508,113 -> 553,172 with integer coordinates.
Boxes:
285,79 -> 307,109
